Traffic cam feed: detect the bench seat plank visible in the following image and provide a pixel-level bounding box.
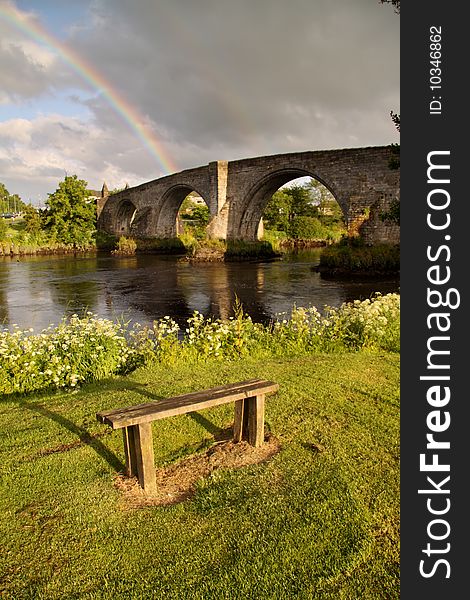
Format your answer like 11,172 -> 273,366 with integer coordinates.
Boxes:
96,378 -> 279,430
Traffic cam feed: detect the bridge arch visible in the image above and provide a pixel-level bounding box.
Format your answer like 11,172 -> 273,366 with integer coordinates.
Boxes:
236,168 -> 346,240
98,147 -> 400,245
156,184 -> 211,237
115,199 -> 137,235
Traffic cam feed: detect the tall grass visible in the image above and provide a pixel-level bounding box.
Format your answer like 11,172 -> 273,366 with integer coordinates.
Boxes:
112,236 -> 137,255
0,220 -> 96,256
0,231 -> 94,256
176,235 -> 279,260
135,237 -> 187,254
261,229 -> 288,252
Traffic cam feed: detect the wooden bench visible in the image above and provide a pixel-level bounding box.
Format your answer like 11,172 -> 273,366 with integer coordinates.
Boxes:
96,378 -> 279,494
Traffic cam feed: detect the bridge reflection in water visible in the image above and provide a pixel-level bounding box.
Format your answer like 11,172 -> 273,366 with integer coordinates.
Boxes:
0,251 -> 399,332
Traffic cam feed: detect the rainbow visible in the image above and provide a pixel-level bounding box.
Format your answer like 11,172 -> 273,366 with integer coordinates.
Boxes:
0,3 -> 178,174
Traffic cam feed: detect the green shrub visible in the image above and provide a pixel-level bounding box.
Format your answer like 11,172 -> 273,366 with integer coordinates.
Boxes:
95,230 -> 117,250
179,232 -> 199,255
136,237 -> 186,254
287,216 -> 345,243
113,236 -> 137,255
288,216 -> 323,239
0,219 -> 8,241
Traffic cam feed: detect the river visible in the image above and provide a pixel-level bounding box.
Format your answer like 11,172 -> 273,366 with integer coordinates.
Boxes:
0,250 -> 399,332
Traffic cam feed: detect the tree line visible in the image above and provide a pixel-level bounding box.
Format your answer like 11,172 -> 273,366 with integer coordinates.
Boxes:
0,183 -> 27,215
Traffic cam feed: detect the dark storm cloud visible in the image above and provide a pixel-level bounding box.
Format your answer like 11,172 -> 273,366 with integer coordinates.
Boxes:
73,0 -> 399,157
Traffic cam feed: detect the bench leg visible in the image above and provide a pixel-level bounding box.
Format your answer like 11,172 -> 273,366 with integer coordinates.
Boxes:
123,423 -> 157,494
247,394 -> 265,447
233,399 -> 245,442
123,426 -> 138,477
233,395 -> 265,447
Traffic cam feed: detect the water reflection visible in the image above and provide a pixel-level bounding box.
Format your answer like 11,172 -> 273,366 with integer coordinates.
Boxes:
35,254 -> 100,314
0,251 -> 399,331
103,255 -> 192,327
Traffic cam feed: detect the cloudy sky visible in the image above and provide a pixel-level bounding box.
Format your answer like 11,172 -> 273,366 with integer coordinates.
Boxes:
0,0 -> 399,205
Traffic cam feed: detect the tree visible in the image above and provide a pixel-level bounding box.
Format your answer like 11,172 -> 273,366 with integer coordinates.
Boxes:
390,111 -> 400,132
44,175 -> 96,247
380,0 -> 400,14
0,182 -> 26,214
306,179 -> 344,222
263,190 -> 291,232
284,185 -> 318,222
263,180 -> 347,240
191,205 -> 210,225
264,184 -> 323,232
0,182 -> 9,210
23,204 -> 42,234
179,195 -> 196,215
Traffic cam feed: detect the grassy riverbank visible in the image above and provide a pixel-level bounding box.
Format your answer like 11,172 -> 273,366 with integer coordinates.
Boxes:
0,350 -> 399,599
0,219 -> 95,256
319,240 -> 400,276
0,225 -> 279,261
1,218 -> 399,274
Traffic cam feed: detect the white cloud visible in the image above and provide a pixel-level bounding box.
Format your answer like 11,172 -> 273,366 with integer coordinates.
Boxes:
0,113 -> 151,202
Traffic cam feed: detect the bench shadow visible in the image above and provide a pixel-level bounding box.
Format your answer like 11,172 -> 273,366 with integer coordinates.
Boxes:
13,381 -> 229,471
17,398 -> 125,472
188,412 -> 223,438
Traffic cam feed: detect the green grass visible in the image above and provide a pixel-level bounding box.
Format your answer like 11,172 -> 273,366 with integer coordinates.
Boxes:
175,234 -> 280,260
0,352 -> 399,599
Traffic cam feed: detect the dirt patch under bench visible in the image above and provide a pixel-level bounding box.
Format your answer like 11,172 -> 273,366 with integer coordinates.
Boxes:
114,434 -> 281,509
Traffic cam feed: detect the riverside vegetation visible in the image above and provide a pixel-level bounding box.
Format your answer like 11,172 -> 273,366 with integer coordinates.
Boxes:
0,293 -> 399,396
0,176 -> 96,256
0,293 -> 400,598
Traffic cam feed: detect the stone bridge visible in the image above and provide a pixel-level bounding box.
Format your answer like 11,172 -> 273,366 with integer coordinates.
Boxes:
97,146 -> 400,244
